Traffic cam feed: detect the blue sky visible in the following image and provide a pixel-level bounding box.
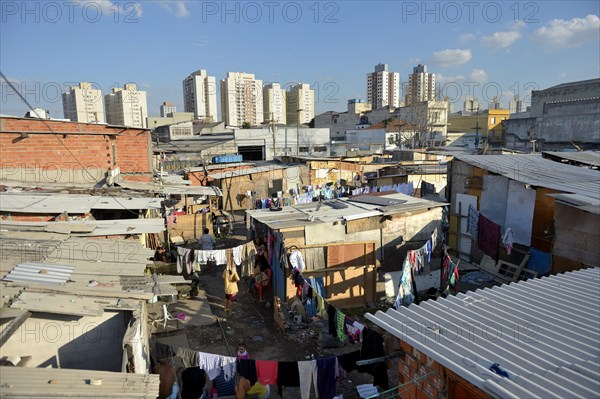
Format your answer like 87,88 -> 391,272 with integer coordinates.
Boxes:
1,0 -> 599,119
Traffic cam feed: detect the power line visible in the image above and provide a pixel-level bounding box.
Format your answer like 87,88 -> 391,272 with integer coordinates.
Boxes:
0,70 -> 144,217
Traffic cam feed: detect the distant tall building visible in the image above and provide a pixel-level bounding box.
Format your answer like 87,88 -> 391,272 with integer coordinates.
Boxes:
62,82 -> 105,123
220,72 -> 263,127
104,84 -> 148,128
463,95 -> 479,113
406,64 -> 436,105
263,83 -> 287,124
182,69 -> 218,122
366,63 -> 400,109
508,94 -> 524,114
286,83 -> 315,125
160,101 -> 176,117
488,97 -> 503,110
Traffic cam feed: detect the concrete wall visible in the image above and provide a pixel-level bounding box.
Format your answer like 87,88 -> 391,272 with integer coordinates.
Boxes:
505,98 -> 600,144
530,79 -> 600,117
235,127 -> 330,159
0,310 -> 130,371
553,203 -> 600,267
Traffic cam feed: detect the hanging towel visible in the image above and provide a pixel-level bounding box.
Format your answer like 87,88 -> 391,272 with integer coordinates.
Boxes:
478,213 -> 501,260
256,360 -> 278,386
172,346 -> 199,369
176,247 -> 187,274
198,352 -> 223,380
233,245 -> 243,266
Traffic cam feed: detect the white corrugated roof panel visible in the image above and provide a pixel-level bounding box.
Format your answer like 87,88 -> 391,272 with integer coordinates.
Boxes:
365,267 -> 600,399
0,366 -> 160,398
0,193 -> 163,213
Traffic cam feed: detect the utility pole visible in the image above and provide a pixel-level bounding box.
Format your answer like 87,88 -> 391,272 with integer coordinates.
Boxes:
270,112 -> 276,159
469,102 -> 481,148
296,108 -> 303,156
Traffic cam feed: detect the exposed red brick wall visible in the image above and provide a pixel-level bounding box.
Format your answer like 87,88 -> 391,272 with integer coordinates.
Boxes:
0,117 -> 151,181
1,214 -> 57,222
398,340 -> 446,399
115,131 -> 151,173
398,340 -> 492,399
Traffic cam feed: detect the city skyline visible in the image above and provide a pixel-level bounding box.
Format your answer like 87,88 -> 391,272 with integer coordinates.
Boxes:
1,1 -> 598,119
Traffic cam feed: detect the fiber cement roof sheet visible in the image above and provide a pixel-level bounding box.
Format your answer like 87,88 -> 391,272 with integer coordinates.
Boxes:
365,267 -> 600,399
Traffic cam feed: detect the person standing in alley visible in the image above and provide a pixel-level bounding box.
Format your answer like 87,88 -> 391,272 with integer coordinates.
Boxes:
223,263 -> 240,314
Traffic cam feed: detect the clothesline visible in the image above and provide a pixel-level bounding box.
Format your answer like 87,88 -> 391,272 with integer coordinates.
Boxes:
394,228 -> 439,309
154,328 -> 388,399
288,249 -> 365,345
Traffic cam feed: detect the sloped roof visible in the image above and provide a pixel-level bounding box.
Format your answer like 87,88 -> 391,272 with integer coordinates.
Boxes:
542,150 -> 600,167
453,154 -> 600,199
365,267 -> 600,399
0,193 -> 162,214
0,366 -> 160,398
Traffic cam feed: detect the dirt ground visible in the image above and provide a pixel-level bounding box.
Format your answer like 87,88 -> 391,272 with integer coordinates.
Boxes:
153,211 -> 491,398
154,259 -> 400,399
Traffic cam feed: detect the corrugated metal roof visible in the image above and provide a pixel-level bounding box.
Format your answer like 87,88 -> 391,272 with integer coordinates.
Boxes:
3,262 -> 74,285
453,154 -> 600,199
0,193 -> 162,213
365,267 -> 600,399
547,193 -> 600,215
114,180 -> 223,196
0,366 -> 160,398
543,150 -> 600,167
247,193 -> 446,228
0,218 -> 166,236
208,164 -> 288,179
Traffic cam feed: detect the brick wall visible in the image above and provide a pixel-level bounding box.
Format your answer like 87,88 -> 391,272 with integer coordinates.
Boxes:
398,340 -> 446,399
398,340 -> 493,399
1,214 -> 57,222
115,131 -> 151,174
0,117 -> 151,184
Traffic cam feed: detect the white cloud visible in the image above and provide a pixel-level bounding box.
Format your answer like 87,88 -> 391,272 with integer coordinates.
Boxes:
532,14 -> 600,48
482,31 -> 522,48
558,72 -> 567,79
469,69 -> 488,82
458,33 -> 475,44
431,49 -> 472,67
158,0 -> 190,17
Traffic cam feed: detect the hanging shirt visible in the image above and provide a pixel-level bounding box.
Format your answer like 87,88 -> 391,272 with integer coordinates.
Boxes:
256,360 -> 278,386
